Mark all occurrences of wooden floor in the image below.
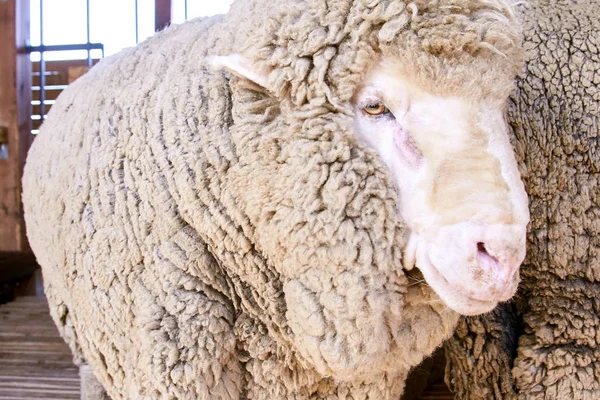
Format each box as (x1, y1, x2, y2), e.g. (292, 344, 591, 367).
(419, 381, 454, 400)
(0, 296, 80, 399)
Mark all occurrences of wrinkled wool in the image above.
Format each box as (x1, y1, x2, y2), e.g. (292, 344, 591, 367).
(444, 0, 600, 399)
(23, 0, 523, 399)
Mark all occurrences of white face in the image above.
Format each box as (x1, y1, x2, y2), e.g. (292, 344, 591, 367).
(353, 62, 530, 315)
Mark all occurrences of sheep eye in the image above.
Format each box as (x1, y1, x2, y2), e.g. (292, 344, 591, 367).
(363, 102, 390, 116)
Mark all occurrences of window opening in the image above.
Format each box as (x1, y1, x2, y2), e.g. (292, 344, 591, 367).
(27, 1, 235, 135)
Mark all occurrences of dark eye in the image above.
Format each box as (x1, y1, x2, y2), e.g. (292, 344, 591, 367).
(363, 102, 391, 117)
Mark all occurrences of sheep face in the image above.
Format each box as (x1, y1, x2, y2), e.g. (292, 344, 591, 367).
(352, 59, 530, 316)
(210, 52, 529, 318)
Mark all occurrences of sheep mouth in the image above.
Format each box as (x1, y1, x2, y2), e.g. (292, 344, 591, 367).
(415, 250, 498, 316)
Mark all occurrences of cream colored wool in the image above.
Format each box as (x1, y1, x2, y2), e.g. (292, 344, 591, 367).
(23, 0, 523, 398)
(444, 0, 600, 398)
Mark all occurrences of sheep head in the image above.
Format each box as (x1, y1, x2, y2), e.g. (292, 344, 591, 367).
(208, 0, 528, 383)
(352, 60, 529, 316)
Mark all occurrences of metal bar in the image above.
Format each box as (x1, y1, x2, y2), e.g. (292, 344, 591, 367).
(86, 0, 91, 67)
(135, 0, 139, 44)
(32, 85, 68, 91)
(184, 0, 188, 20)
(39, 0, 45, 122)
(26, 43, 105, 53)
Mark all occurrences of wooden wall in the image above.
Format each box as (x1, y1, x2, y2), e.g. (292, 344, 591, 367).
(0, 0, 32, 252)
(155, 0, 172, 31)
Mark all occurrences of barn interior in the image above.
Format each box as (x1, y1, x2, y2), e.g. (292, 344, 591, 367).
(0, 1, 452, 398)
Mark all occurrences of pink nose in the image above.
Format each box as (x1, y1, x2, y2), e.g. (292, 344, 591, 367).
(475, 239, 521, 283)
(426, 222, 527, 300)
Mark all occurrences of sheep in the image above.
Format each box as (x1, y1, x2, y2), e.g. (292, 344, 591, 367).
(444, 0, 600, 398)
(22, 0, 528, 399)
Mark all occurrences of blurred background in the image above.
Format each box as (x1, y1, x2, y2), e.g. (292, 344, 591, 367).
(0, 1, 449, 398)
(29, 0, 235, 134)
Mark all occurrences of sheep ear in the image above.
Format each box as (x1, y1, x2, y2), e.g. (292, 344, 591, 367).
(208, 54, 271, 90)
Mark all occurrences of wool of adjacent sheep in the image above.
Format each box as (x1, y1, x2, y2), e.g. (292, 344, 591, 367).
(22, 0, 523, 398)
(444, 0, 600, 398)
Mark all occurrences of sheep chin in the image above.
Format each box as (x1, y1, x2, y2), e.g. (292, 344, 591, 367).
(402, 232, 419, 271)
(415, 245, 499, 316)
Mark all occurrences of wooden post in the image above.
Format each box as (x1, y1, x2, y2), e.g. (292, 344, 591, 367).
(155, 0, 171, 32)
(0, 0, 32, 252)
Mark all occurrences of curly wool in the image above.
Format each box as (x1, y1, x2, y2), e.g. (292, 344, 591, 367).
(445, 1, 600, 398)
(23, 1, 523, 399)
(223, 0, 523, 105)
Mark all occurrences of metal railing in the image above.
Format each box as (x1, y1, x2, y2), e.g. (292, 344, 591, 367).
(25, 0, 200, 129)
(26, 0, 104, 124)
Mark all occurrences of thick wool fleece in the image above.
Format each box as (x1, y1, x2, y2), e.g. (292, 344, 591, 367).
(444, 1, 600, 399)
(23, 0, 522, 399)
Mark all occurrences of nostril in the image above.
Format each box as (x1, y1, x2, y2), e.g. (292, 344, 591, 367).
(476, 242, 500, 268)
(477, 242, 488, 255)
